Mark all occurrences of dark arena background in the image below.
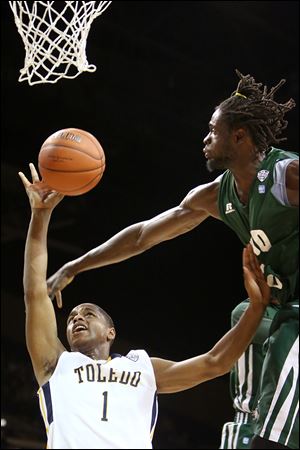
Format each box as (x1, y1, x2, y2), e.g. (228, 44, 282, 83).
(1, 1, 298, 449)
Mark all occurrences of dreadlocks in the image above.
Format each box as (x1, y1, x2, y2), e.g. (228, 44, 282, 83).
(218, 69, 296, 154)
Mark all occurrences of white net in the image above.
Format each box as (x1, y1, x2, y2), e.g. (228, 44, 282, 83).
(9, 1, 112, 85)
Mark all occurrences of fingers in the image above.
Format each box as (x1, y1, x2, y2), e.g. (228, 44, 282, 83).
(29, 162, 40, 183)
(242, 246, 248, 269)
(19, 163, 64, 206)
(242, 265, 251, 282)
(56, 291, 63, 309)
(244, 244, 262, 276)
(244, 244, 254, 271)
(48, 288, 63, 308)
(18, 163, 39, 188)
(242, 254, 253, 287)
(248, 244, 265, 279)
(243, 243, 270, 306)
(43, 191, 64, 203)
(18, 171, 31, 188)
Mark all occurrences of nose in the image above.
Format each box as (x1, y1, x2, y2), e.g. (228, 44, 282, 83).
(73, 313, 85, 323)
(203, 132, 210, 145)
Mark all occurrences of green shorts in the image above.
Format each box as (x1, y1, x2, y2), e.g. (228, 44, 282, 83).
(254, 301, 299, 449)
(220, 412, 254, 449)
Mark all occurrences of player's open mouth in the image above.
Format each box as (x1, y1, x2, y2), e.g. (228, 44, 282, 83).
(73, 324, 88, 334)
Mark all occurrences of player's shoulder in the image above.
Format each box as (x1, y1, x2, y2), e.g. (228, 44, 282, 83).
(267, 147, 299, 162)
(260, 148, 299, 187)
(125, 349, 150, 362)
(185, 173, 223, 203)
(124, 350, 155, 372)
(183, 176, 223, 218)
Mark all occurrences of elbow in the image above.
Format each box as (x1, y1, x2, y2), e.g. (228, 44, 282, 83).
(205, 352, 231, 379)
(23, 290, 36, 306)
(23, 286, 48, 307)
(23, 291, 34, 310)
(135, 222, 154, 253)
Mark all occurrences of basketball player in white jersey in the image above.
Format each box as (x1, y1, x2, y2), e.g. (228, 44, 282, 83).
(19, 163, 271, 450)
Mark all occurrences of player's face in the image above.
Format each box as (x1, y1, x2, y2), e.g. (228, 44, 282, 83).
(66, 303, 114, 352)
(203, 108, 237, 172)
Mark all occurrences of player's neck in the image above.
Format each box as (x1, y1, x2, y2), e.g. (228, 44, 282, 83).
(231, 153, 265, 205)
(80, 346, 110, 361)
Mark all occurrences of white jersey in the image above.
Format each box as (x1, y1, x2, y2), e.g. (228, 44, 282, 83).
(38, 350, 158, 449)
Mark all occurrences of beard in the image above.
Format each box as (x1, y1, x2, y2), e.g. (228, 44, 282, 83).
(206, 156, 232, 172)
(205, 143, 236, 172)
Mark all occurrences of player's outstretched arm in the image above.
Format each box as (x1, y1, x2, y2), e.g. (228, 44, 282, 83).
(47, 178, 221, 307)
(19, 164, 66, 386)
(151, 244, 270, 394)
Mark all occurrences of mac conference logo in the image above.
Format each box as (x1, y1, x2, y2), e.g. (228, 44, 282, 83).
(126, 352, 139, 362)
(257, 170, 270, 182)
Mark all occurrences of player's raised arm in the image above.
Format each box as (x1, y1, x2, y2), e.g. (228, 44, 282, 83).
(151, 244, 270, 394)
(47, 177, 221, 307)
(19, 163, 66, 387)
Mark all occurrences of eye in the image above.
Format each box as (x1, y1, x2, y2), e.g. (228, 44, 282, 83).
(86, 312, 94, 317)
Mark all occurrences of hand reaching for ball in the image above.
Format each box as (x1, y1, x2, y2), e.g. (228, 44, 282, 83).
(19, 163, 64, 210)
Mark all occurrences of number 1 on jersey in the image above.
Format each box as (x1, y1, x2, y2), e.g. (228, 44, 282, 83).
(101, 391, 108, 421)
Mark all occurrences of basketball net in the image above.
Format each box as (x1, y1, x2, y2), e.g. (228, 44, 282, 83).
(9, 1, 112, 85)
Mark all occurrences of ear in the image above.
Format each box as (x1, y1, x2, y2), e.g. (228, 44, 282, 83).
(233, 127, 248, 144)
(107, 327, 116, 342)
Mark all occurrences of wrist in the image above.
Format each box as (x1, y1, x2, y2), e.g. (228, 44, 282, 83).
(248, 302, 266, 315)
(31, 209, 53, 225)
(68, 253, 92, 275)
(31, 208, 53, 217)
(65, 260, 79, 277)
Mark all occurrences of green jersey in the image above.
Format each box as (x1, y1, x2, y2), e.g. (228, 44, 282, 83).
(218, 148, 299, 305)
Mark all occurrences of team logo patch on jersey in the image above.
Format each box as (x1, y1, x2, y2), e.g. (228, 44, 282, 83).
(257, 169, 269, 182)
(126, 352, 139, 362)
(225, 202, 235, 214)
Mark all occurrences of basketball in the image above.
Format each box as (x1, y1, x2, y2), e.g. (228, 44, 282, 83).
(38, 128, 105, 196)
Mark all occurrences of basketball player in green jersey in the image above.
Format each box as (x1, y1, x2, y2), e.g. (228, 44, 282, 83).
(220, 301, 279, 449)
(47, 70, 299, 449)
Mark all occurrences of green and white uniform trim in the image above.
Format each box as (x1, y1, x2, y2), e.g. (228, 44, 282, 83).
(219, 301, 278, 449)
(254, 302, 299, 448)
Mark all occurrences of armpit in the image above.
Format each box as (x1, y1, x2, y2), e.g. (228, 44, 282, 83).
(272, 159, 298, 206)
(43, 356, 59, 376)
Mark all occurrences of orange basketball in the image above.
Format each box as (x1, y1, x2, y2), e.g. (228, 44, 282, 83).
(38, 128, 105, 196)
